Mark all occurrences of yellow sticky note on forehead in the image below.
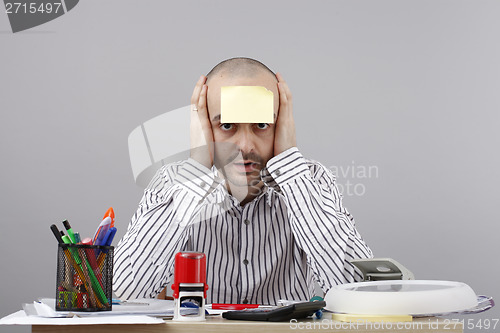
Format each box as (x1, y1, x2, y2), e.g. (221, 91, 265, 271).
(221, 86, 274, 123)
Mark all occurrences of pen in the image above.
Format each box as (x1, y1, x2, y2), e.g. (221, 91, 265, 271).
(61, 234, 80, 263)
(211, 304, 272, 310)
(74, 232, 81, 244)
(51, 220, 111, 309)
(97, 227, 117, 256)
(52, 225, 73, 289)
(103, 207, 115, 228)
(62, 220, 76, 244)
(77, 246, 108, 307)
(61, 234, 107, 307)
(93, 207, 115, 246)
(54, 231, 96, 308)
(111, 299, 149, 306)
(82, 238, 105, 289)
(93, 217, 111, 246)
(96, 227, 116, 265)
(101, 227, 117, 247)
(50, 224, 64, 244)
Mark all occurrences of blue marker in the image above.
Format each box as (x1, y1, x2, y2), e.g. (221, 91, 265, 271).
(97, 227, 117, 255)
(102, 227, 117, 247)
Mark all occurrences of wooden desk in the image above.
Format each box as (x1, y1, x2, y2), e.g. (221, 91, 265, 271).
(32, 315, 463, 333)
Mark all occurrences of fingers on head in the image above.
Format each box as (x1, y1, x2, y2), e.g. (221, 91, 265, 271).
(198, 84, 208, 110)
(280, 83, 292, 102)
(191, 75, 207, 105)
(278, 82, 288, 105)
(276, 73, 292, 101)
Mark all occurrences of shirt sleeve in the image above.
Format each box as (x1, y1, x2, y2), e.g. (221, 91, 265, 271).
(113, 158, 222, 299)
(262, 147, 374, 292)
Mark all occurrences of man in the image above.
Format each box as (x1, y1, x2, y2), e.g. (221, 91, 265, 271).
(114, 57, 373, 304)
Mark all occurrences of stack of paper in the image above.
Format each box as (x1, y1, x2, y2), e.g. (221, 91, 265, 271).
(0, 298, 198, 326)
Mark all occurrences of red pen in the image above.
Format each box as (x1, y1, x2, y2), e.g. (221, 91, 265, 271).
(211, 303, 260, 310)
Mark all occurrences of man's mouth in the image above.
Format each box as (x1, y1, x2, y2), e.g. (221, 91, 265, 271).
(232, 161, 259, 173)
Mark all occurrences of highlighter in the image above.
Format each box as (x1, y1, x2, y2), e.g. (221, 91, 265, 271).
(61, 234, 81, 265)
(62, 235, 108, 306)
(103, 207, 115, 228)
(50, 224, 64, 244)
(82, 238, 105, 289)
(62, 220, 76, 244)
(59, 232, 100, 308)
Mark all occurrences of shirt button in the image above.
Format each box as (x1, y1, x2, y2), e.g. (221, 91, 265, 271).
(274, 169, 281, 176)
(244, 219, 250, 225)
(242, 299, 248, 304)
(199, 181, 207, 188)
(243, 259, 249, 265)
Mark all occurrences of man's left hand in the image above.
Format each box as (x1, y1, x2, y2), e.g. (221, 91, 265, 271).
(274, 72, 297, 156)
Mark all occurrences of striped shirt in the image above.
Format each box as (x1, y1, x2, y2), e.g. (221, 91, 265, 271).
(113, 147, 373, 304)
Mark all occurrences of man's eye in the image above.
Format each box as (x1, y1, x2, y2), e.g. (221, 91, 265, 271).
(256, 123, 269, 129)
(220, 123, 234, 131)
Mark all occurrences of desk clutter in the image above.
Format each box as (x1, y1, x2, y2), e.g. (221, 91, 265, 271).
(0, 236, 495, 328)
(50, 207, 117, 312)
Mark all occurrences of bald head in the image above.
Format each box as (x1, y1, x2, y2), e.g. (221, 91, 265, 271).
(205, 58, 280, 125)
(206, 57, 277, 83)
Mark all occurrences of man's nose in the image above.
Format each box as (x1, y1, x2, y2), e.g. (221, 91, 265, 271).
(234, 126, 256, 153)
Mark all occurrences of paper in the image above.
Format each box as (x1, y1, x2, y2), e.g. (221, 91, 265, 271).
(221, 86, 274, 123)
(0, 298, 202, 325)
(37, 297, 179, 317)
(0, 310, 164, 325)
(331, 313, 413, 322)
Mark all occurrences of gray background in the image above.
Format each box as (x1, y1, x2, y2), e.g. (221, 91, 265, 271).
(1, 1, 499, 332)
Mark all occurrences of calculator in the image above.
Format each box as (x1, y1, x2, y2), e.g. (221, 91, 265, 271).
(222, 301, 325, 322)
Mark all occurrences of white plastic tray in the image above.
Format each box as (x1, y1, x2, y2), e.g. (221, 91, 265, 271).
(325, 280, 479, 315)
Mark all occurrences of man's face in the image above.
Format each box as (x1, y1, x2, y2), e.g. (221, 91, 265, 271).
(207, 72, 279, 190)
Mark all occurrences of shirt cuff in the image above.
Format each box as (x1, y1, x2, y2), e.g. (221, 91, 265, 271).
(263, 147, 310, 186)
(173, 158, 223, 199)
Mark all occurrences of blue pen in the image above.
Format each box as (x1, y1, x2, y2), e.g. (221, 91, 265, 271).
(97, 227, 116, 255)
(102, 227, 117, 247)
(107, 228, 116, 245)
(93, 217, 111, 246)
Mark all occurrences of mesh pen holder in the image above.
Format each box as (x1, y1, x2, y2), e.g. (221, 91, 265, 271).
(56, 243, 114, 311)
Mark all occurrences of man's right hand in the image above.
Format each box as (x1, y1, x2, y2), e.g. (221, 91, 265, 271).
(190, 75, 214, 169)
